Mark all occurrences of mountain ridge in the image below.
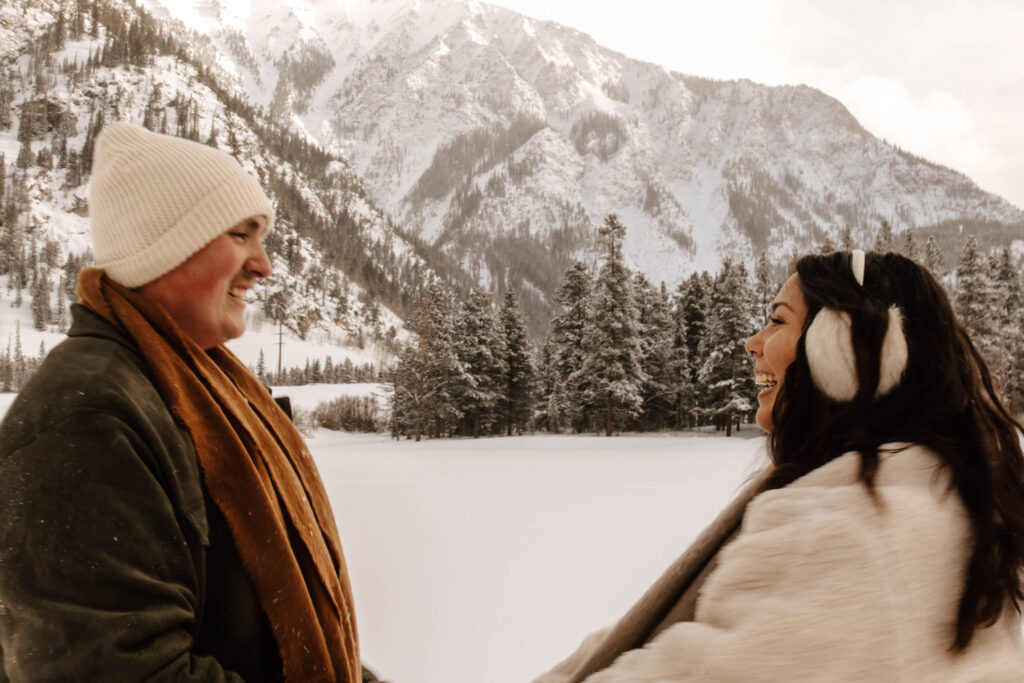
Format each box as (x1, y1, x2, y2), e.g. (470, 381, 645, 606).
(147, 0, 1021, 308)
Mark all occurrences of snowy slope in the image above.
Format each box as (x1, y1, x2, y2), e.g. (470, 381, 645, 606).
(0, 0, 433, 374)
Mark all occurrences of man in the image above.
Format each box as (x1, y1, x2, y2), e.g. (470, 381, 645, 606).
(0, 123, 364, 681)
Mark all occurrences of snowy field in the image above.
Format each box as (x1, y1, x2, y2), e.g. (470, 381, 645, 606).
(310, 431, 766, 683)
(268, 382, 389, 411)
(0, 391, 767, 683)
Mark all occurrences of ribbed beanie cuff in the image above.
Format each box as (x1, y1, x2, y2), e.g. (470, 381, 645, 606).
(89, 123, 275, 288)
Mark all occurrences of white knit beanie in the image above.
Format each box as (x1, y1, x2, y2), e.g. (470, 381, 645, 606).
(89, 122, 275, 287)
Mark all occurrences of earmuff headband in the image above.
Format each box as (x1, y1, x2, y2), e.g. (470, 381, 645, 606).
(851, 249, 865, 286)
(804, 250, 908, 402)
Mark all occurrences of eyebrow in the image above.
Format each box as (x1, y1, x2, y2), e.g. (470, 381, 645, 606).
(770, 302, 796, 314)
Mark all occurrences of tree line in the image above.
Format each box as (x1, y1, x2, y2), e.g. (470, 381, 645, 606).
(389, 214, 765, 439)
(389, 214, 1024, 440)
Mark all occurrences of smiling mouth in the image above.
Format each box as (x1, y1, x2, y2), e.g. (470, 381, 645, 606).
(755, 372, 778, 388)
(228, 286, 249, 303)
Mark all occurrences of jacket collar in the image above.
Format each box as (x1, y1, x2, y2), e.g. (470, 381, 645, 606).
(68, 303, 139, 354)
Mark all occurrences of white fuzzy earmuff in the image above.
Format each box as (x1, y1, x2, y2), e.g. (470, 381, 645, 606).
(805, 306, 908, 401)
(803, 250, 909, 402)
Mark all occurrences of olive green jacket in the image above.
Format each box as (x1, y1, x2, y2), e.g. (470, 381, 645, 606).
(0, 305, 280, 681)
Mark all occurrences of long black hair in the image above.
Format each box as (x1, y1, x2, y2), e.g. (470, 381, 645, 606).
(767, 250, 1024, 650)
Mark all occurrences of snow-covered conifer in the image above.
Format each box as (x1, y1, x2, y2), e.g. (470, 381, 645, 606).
(696, 260, 756, 435)
(675, 271, 712, 421)
(753, 252, 774, 327)
(499, 287, 536, 436)
(924, 235, 944, 277)
(634, 275, 679, 430)
(874, 220, 895, 252)
(572, 214, 645, 436)
(955, 235, 994, 364)
(839, 225, 854, 251)
(987, 248, 1019, 392)
(31, 276, 51, 331)
(898, 230, 919, 260)
(547, 261, 591, 432)
(455, 289, 507, 437)
(391, 281, 468, 439)
(256, 348, 267, 383)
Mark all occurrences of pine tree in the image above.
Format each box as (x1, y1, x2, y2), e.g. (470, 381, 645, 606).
(634, 276, 680, 430)
(987, 248, 1019, 393)
(898, 229, 919, 260)
(56, 275, 67, 331)
(753, 252, 773, 327)
(13, 321, 24, 390)
(839, 224, 854, 251)
(256, 348, 267, 383)
(697, 260, 756, 436)
(0, 343, 10, 393)
(0, 71, 12, 130)
(924, 235, 944, 277)
(391, 282, 468, 439)
(675, 271, 712, 421)
(1004, 316, 1024, 416)
(873, 220, 895, 253)
(954, 235, 994, 366)
(546, 261, 591, 432)
(390, 342, 429, 440)
(454, 289, 507, 437)
(499, 287, 535, 436)
(573, 214, 645, 436)
(669, 291, 692, 429)
(536, 335, 566, 432)
(31, 275, 51, 331)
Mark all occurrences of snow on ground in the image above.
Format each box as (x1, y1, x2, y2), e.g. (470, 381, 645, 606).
(267, 382, 388, 411)
(309, 430, 767, 683)
(0, 383, 384, 421)
(225, 312, 391, 371)
(0, 289, 68, 362)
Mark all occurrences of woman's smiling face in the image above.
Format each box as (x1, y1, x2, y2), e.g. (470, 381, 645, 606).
(745, 274, 808, 433)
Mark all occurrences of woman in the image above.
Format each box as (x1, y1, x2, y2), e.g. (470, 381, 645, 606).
(534, 250, 1024, 682)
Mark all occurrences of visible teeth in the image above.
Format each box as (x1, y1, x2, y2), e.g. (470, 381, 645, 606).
(755, 373, 777, 387)
(229, 287, 246, 299)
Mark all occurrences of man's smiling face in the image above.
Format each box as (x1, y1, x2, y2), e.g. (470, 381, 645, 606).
(139, 216, 271, 350)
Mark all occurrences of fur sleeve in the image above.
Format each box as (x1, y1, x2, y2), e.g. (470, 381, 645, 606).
(583, 484, 902, 682)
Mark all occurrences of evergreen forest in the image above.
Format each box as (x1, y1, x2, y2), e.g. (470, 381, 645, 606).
(388, 215, 1024, 439)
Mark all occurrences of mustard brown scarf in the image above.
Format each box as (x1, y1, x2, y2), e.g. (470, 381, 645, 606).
(78, 268, 360, 682)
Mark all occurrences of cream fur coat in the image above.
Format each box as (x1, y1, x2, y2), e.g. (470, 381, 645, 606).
(535, 445, 1024, 682)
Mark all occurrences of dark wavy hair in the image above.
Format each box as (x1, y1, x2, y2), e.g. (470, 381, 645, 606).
(766, 250, 1024, 651)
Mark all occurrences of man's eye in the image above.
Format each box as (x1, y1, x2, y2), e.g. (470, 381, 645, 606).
(229, 232, 248, 240)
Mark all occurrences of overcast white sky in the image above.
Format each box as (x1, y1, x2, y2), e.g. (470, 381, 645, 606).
(491, 0, 1024, 212)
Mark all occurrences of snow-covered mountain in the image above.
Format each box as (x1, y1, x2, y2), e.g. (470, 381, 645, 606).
(139, 0, 1024, 313)
(4, 0, 1022, 353)
(0, 0, 478, 377)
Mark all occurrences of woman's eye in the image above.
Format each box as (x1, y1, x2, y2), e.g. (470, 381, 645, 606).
(769, 316, 784, 326)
